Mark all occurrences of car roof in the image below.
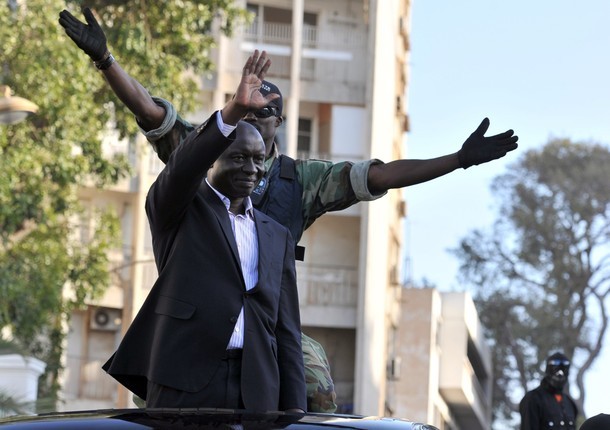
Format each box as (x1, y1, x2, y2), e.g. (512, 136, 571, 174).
(0, 408, 439, 429)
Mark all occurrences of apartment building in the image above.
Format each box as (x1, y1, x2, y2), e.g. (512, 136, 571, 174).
(56, 0, 474, 419)
(388, 288, 493, 430)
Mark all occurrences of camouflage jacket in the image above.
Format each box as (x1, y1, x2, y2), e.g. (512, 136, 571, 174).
(301, 333, 337, 413)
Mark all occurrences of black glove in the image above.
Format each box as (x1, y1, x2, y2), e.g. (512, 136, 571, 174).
(59, 8, 108, 62)
(457, 118, 519, 169)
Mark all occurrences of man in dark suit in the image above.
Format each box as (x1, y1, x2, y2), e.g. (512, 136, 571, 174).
(103, 51, 306, 412)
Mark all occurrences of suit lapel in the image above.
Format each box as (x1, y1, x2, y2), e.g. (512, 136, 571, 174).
(255, 212, 274, 288)
(201, 182, 242, 269)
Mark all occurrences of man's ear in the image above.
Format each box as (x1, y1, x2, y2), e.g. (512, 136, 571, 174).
(275, 116, 284, 127)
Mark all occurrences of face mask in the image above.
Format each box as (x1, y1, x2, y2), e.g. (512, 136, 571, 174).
(548, 368, 568, 390)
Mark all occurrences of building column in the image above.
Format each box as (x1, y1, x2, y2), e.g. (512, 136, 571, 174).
(286, 0, 304, 158)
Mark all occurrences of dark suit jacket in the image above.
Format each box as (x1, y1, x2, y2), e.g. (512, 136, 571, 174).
(103, 113, 306, 411)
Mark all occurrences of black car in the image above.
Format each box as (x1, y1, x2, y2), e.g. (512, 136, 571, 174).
(0, 408, 439, 429)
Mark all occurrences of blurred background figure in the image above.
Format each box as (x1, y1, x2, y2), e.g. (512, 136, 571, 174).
(519, 353, 579, 430)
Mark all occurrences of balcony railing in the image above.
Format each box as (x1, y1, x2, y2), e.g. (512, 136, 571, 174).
(297, 264, 358, 307)
(238, 22, 368, 86)
(295, 150, 364, 162)
(243, 22, 367, 51)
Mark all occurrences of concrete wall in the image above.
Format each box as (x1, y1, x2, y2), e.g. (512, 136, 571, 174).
(0, 354, 45, 411)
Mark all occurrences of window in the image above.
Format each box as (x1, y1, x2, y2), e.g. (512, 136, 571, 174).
(247, 3, 317, 26)
(274, 117, 314, 156)
(298, 118, 313, 152)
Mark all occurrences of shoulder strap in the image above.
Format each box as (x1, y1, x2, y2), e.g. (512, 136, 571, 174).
(278, 156, 305, 260)
(279, 155, 296, 180)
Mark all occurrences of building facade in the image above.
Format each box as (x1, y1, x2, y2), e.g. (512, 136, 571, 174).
(389, 288, 493, 430)
(55, 1, 488, 425)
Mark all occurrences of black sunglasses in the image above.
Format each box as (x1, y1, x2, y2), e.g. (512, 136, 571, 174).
(548, 359, 570, 366)
(251, 106, 279, 118)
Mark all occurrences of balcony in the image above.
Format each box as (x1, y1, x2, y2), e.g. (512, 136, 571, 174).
(439, 293, 493, 430)
(227, 21, 368, 103)
(99, 127, 138, 193)
(438, 356, 491, 430)
(295, 150, 363, 163)
(243, 21, 367, 51)
(297, 264, 358, 328)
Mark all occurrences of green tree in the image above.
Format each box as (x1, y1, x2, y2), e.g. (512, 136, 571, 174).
(453, 138, 610, 425)
(1, 0, 248, 410)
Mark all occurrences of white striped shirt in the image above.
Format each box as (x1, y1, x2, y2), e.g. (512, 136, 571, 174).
(206, 179, 258, 350)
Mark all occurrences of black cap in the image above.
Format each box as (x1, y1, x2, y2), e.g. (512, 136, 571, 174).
(260, 80, 283, 116)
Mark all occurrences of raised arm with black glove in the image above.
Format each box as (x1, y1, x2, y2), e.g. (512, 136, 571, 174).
(58, 8, 166, 130)
(366, 118, 519, 194)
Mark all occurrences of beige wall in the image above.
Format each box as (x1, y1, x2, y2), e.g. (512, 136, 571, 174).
(390, 288, 493, 430)
(393, 288, 440, 423)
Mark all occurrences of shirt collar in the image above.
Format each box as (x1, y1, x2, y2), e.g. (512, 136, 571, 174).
(205, 178, 254, 216)
(264, 141, 280, 171)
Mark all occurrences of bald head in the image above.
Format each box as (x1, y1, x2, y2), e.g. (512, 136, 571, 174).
(236, 121, 265, 151)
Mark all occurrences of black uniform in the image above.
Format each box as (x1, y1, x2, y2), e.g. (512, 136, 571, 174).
(520, 352, 578, 430)
(519, 380, 577, 430)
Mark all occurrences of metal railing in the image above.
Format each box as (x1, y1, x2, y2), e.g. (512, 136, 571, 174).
(295, 150, 364, 162)
(297, 264, 358, 307)
(243, 22, 367, 51)
(238, 22, 368, 86)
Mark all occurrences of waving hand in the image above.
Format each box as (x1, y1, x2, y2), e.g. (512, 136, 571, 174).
(59, 8, 108, 61)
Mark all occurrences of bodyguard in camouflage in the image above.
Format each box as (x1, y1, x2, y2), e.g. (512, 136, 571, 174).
(60, 7, 519, 413)
(301, 334, 337, 413)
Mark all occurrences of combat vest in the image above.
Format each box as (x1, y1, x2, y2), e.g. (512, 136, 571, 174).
(251, 157, 336, 412)
(250, 155, 305, 260)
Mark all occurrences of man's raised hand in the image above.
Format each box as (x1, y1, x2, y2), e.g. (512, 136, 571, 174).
(221, 50, 279, 125)
(234, 50, 279, 111)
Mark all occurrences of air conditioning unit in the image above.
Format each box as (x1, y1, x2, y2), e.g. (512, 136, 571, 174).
(90, 307, 122, 331)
